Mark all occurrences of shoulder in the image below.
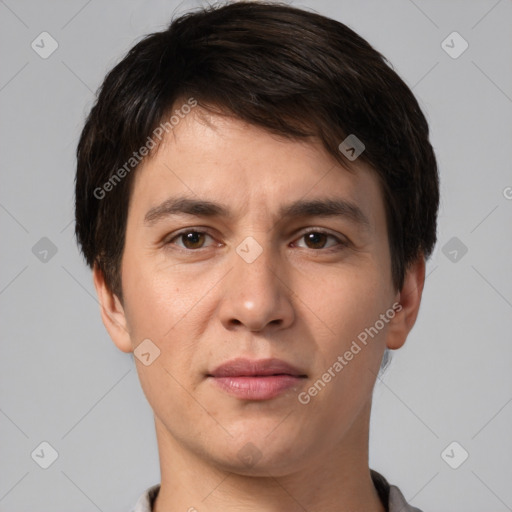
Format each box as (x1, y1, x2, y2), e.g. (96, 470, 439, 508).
(131, 483, 161, 512)
(133, 475, 424, 512)
(371, 469, 424, 512)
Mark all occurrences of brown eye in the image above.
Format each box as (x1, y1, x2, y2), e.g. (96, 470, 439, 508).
(303, 232, 329, 249)
(169, 231, 214, 250)
(182, 232, 205, 249)
(295, 230, 342, 250)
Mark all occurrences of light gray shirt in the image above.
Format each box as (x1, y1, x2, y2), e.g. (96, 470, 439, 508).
(131, 469, 423, 512)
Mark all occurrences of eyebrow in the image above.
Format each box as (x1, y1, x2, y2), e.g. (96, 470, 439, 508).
(143, 196, 370, 229)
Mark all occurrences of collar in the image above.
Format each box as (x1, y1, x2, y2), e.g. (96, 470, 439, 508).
(132, 469, 423, 512)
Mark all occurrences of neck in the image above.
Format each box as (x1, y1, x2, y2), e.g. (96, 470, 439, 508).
(153, 399, 385, 512)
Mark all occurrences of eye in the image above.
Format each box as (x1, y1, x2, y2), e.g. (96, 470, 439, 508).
(167, 230, 216, 250)
(164, 229, 348, 252)
(293, 230, 346, 250)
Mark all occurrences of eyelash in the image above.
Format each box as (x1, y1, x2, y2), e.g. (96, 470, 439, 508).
(164, 228, 349, 252)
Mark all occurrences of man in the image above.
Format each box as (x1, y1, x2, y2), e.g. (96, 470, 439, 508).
(75, 2, 439, 511)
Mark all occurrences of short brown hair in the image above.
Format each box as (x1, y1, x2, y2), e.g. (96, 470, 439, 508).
(75, 1, 439, 301)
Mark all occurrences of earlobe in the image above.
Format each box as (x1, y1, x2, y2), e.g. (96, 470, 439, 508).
(92, 263, 133, 353)
(386, 256, 426, 350)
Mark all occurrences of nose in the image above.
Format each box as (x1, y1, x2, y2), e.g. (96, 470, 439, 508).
(218, 238, 295, 333)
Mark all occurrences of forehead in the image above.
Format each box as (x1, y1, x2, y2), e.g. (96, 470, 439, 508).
(128, 108, 384, 227)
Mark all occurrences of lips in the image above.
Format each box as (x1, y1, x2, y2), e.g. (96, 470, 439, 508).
(207, 358, 307, 400)
(209, 358, 306, 378)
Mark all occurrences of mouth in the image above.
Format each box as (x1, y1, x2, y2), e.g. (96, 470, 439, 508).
(207, 358, 307, 400)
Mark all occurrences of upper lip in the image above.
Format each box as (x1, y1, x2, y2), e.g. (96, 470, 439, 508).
(208, 358, 307, 378)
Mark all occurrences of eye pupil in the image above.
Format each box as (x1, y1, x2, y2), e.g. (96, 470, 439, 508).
(183, 231, 204, 249)
(305, 232, 327, 249)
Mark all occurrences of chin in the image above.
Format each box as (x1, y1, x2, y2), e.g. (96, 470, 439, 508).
(209, 433, 307, 477)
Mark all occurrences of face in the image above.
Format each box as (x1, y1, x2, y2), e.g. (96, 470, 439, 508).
(95, 105, 421, 477)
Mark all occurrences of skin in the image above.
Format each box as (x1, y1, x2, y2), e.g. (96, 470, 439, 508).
(93, 104, 425, 512)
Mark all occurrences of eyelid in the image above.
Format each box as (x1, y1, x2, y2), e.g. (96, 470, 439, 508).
(165, 228, 218, 249)
(291, 228, 349, 248)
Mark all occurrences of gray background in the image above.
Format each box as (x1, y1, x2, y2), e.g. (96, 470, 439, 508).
(1, 0, 511, 510)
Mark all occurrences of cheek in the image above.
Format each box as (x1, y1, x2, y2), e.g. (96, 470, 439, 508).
(122, 259, 202, 412)
(120, 248, 179, 340)
(306, 263, 394, 385)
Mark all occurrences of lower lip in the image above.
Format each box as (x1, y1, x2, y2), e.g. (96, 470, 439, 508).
(210, 375, 304, 400)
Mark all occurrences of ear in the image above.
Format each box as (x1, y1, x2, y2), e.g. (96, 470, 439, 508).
(92, 262, 133, 353)
(385, 255, 426, 350)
